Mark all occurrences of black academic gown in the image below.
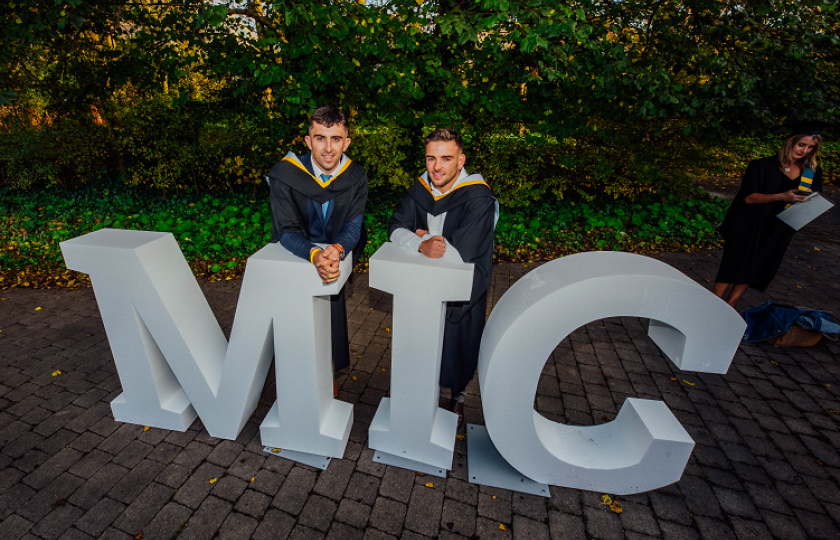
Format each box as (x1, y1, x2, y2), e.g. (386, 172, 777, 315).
(267, 152, 369, 371)
(716, 156, 823, 292)
(388, 176, 497, 395)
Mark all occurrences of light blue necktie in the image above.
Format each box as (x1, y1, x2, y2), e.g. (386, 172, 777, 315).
(320, 174, 332, 220)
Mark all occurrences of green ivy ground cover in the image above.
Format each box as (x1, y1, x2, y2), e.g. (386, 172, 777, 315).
(0, 185, 728, 289)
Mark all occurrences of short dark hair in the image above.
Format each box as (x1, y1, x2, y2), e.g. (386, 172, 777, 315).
(423, 128, 464, 152)
(309, 106, 348, 132)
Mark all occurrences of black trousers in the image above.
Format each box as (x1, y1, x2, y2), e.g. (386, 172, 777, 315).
(330, 286, 351, 372)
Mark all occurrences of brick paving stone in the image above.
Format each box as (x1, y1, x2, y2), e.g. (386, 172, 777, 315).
(30, 504, 84, 540)
(206, 440, 244, 468)
(227, 450, 266, 481)
(107, 458, 165, 505)
(345, 472, 381, 506)
(97, 526, 132, 539)
(368, 496, 406, 535)
(250, 468, 285, 497)
(659, 520, 701, 540)
(549, 486, 582, 515)
(440, 497, 476, 537)
(74, 498, 125, 537)
(403, 483, 445, 536)
(335, 499, 371, 529)
(212, 475, 248, 502)
(252, 508, 296, 540)
(313, 458, 355, 501)
(289, 524, 328, 539)
(178, 495, 231, 540)
(759, 510, 808, 540)
(298, 494, 339, 533)
(730, 517, 774, 540)
(583, 505, 623, 540)
(378, 466, 416, 504)
(216, 511, 259, 540)
(0, 514, 34, 539)
(694, 516, 736, 540)
(272, 467, 318, 516)
(511, 492, 547, 521)
(0, 481, 36, 520)
(155, 462, 191, 489)
(620, 500, 661, 536)
(16, 472, 84, 523)
(794, 508, 840, 540)
(111, 482, 174, 535)
(678, 475, 722, 518)
(172, 462, 225, 509)
(22, 447, 83, 490)
(140, 502, 192, 540)
(55, 527, 93, 540)
(326, 521, 364, 540)
(548, 511, 585, 540)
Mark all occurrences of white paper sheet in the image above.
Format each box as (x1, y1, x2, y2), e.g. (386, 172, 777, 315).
(776, 193, 834, 231)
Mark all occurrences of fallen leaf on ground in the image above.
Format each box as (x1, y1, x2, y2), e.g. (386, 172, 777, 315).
(135, 532, 144, 540)
(209, 478, 217, 484)
(425, 482, 434, 488)
(499, 524, 507, 531)
(51, 370, 62, 376)
(456, 434, 466, 440)
(251, 477, 256, 483)
(682, 380, 695, 386)
(271, 448, 281, 453)
(385, 328, 390, 332)
(771, 360, 779, 365)
(143, 426, 150, 432)
(669, 377, 677, 381)
(35, 307, 41, 311)
(351, 376, 358, 380)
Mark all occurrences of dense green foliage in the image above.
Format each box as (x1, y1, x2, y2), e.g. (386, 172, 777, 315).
(0, 184, 728, 287)
(2, 0, 838, 194)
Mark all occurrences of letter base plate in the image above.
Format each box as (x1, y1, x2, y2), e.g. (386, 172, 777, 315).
(372, 450, 447, 478)
(466, 424, 550, 496)
(263, 447, 331, 470)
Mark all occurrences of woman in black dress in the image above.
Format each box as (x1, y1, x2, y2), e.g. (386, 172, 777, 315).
(713, 124, 825, 307)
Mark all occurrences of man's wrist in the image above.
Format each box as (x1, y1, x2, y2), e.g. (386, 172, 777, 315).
(309, 247, 322, 265)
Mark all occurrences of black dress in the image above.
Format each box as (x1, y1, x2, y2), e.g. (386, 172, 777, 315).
(715, 156, 823, 292)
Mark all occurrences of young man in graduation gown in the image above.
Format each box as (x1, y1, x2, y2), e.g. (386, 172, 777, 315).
(266, 106, 368, 386)
(388, 129, 498, 427)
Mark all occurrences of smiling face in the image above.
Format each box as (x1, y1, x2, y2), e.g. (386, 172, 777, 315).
(305, 122, 351, 175)
(425, 140, 466, 193)
(792, 136, 817, 162)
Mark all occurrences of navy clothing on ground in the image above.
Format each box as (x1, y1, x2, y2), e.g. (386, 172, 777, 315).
(742, 301, 839, 342)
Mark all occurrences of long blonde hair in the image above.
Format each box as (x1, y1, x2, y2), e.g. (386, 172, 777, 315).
(778, 134, 821, 171)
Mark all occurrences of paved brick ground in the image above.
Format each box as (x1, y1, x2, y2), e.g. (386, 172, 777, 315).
(1, 213, 840, 539)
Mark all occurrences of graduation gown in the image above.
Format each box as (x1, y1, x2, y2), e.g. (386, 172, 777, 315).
(388, 176, 498, 395)
(267, 152, 369, 371)
(716, 156, 823, 292)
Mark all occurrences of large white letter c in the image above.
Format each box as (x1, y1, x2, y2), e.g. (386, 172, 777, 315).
(478, 252, 745, 495)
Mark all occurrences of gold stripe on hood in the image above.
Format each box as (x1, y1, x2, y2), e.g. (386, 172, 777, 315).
(283, 156, 352, 188)
(418, 177, 490, 201)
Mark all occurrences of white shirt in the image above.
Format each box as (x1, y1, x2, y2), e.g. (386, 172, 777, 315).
(311, 154, 349, 218)
(390, 168, 499, 257)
